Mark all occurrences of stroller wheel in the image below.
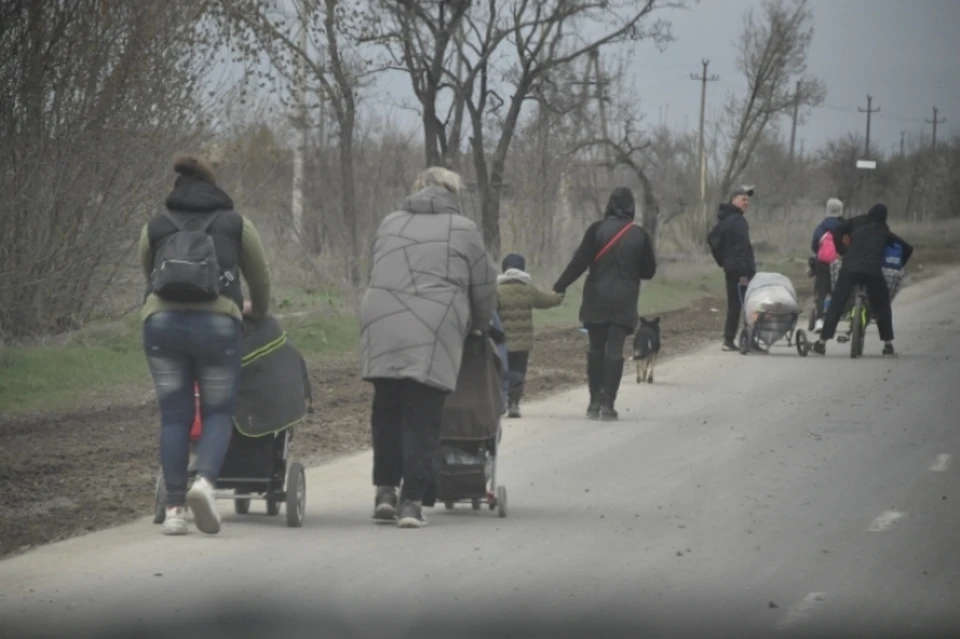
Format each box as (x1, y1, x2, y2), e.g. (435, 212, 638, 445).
(795, 330, 809, 357)
(496, 486, 508, 518)
(234, 489, 251, 515)
(152, 475, 166, 524)
(266, 497, 280, 516)
(738, 328, 751, 355)
(285, 462, 306, 528)
(471, 498, 481, 511)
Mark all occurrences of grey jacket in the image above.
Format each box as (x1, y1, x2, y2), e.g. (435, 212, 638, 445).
(360, 186, 498, 392)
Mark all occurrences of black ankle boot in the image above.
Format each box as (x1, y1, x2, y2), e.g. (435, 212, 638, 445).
(586, 352, 605, 419)
(599, 357, 624, 421)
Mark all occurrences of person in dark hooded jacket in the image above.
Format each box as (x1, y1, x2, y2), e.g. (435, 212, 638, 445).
(706, 186, 759, 351)
(553, 187, 657, 421)
(812, 203, 913, 357)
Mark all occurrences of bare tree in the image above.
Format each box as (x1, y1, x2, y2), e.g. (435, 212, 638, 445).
(716, 0, 825, 203)
(212, 0, 379, 285)
(0, 0, 218, 338)
(370, 0, 471, 168)
(375, 0, 677, 258)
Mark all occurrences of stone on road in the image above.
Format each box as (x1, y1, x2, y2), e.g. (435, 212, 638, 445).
(3, 270, 960, 639)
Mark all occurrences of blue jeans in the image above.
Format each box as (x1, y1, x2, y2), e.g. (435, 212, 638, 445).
(143, 311, 243, 506)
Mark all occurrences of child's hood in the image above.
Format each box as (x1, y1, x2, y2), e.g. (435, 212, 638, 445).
(497, 268, 531, 285)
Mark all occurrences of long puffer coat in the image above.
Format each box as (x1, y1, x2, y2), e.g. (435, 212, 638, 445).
(359, 186, 498, 392)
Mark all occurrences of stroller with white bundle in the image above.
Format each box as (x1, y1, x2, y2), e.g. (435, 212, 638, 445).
(737, 272, 810, 357)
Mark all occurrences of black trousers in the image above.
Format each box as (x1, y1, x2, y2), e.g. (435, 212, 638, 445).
(814, 262, 833, 318)
(370, 378, 448, 502)
(820, 270, 894, 342)
(586, 323, 628, 358)
(724, 272, 747, 342)
(506, 350, 529, 399)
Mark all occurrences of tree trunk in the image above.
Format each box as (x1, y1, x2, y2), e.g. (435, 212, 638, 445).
(480, 184, 503, 262)
(422, 98, 443, 167)
(339, 115, 361, 287)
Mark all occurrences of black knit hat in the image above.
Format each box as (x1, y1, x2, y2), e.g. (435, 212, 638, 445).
(501, 253, 526, 272)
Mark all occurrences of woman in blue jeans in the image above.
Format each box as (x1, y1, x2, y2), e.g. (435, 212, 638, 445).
(139, 155, 271, 535)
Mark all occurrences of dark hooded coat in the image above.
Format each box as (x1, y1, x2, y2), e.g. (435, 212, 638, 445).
(553, 187, 657, 332)
(708, 203, 756, 278)
(837, 204, 914, 275)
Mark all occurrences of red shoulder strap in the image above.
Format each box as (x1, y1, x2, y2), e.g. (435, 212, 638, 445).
(593, 222, 635, 264)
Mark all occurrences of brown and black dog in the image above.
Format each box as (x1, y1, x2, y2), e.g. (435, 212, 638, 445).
(632, 316, 661, 384)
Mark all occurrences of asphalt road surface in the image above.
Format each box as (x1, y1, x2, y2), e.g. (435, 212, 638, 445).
(3, 269, 959, 639)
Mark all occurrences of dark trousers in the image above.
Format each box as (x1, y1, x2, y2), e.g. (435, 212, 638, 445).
(820, 270, 894, 342)
(814, 262, 833, 317)
(506, 350, 529, 401)
(724, 272, 747, 342)
(586, 323, 628, 358)
(370, 378, 448, 502)
(143, 311, 243, 506)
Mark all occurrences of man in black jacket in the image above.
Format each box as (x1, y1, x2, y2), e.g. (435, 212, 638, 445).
(812, 203, 913, 357)
(707, 186, 759, 352)
(553, 187, 657, 421)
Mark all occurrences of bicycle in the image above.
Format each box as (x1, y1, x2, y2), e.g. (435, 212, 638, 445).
(839, 284, 871, 359)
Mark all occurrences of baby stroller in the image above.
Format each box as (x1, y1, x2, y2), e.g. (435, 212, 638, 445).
(828, 258, 904, 358)
(430, 330, 508, 518)
(152, 315, 313, 528)
(738, 272, 810, 357)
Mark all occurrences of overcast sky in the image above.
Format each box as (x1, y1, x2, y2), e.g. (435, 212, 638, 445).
(354, 0, 959, 156)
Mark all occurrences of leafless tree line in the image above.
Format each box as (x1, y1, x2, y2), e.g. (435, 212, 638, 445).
(2, 0, 956, 341)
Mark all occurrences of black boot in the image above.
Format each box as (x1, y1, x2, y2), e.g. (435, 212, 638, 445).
(586, 352, 605, 419)
(599, 357, 625, 421)
(507, 388, 522, 418)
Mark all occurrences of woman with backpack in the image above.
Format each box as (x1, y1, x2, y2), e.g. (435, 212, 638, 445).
(139, 155, 271, 536)
(552, 187, 657, 421)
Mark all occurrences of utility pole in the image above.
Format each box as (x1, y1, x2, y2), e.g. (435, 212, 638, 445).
(925, 106, 945, 151)
(857, 94, 880, 158)
(591, 50, 614, 187)
(691, 59, 719, 229)
(899, 131, 905, 158)
(788, 80, 801, 162)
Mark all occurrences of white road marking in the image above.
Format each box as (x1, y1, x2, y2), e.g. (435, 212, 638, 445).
(775, 592, 828, 630)
(929, 454, 951, 472)
(867, 510, 906, 532)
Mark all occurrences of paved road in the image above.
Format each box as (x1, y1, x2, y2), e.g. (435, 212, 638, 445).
(3, 269, 959, 639)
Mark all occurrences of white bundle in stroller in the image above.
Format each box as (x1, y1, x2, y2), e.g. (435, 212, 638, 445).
(744, 272, 800, 327)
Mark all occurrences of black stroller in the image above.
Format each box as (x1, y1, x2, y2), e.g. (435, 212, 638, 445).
(152, 315, 313, 528)
(429, 332, 508, 518)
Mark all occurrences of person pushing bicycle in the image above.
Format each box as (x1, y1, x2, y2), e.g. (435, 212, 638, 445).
(811, 203, 913, 357)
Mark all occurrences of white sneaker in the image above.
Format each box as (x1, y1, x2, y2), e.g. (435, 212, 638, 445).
(814, 319, 824, 333)
(162, 506, 188, 536)
(186, 477, 221, 534)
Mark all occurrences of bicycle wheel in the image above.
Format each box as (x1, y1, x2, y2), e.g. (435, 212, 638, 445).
(850, 294, 863, 359)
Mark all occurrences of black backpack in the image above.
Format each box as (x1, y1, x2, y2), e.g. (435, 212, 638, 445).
(706, 220, 725, 267)
(151, 211, 235, 302)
